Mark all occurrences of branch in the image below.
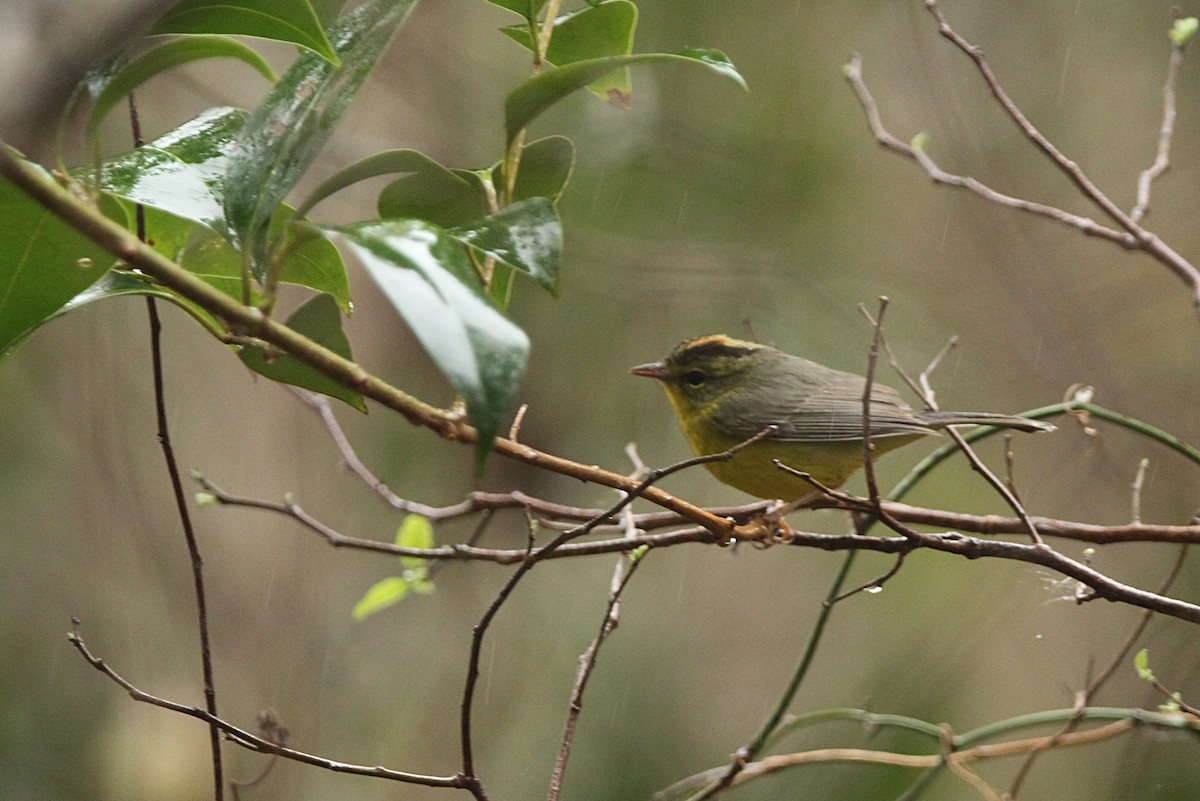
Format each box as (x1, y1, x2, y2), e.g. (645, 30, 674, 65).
(67, 621, 473, 791)
(845, 1, 1200, 309)
(1131, 26, 1188, 223)
(0, 144, 738, 543)
(548, 547, 645, 800)
(658, 705, 1199, 801)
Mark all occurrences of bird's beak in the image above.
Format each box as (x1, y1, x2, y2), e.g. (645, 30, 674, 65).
(631, 361, 666, 380)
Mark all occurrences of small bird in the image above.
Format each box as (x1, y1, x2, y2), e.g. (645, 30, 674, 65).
(633, 334, 1054, 501)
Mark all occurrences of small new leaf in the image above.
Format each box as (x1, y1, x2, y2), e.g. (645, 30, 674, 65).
(352, 576, 411, 621)
(1134, 648, 1155, 682)
(396, 514, 434, 570)
(1169, 17, 1198, 47)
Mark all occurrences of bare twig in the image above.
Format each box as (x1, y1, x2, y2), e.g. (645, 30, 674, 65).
(1131, 29, 1187, 223)
(846, 1, 1200, 309)
(860, 297, 890, 506)
(67, 621, 473, 790)
(1005, 538, 1191, 798)
(844, 54, 1129, 244)
(129, 91, 224, 801)
(1131, 458, 1151, 525)
(548, 549, 645, 800)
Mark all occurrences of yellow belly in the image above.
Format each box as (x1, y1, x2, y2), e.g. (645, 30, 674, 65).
(680, 420, 924, 501)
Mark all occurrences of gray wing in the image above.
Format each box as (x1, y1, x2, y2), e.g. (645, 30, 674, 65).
(712, 353, 934, 442)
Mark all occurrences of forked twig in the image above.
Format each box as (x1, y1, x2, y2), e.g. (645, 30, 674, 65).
(846, 0, 1200, 308)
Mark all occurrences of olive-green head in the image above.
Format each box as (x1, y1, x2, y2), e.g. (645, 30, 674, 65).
(631, 335, 770, 414)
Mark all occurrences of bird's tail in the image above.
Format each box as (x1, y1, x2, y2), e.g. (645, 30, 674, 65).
(918, 411, 1056, 433)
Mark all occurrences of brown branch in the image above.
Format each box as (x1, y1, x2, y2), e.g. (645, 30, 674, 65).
(731, 719, 1138, 787)
(1131, 31, 1187, 223)
(548, 548, 644, 801)
(130, 90, 224, 800)
(845, 2, 1200, 309)
(0, 144, 740, 543)
(1006, 541, 1191, 798)
(844, 54, 1129, 244)
(67, 621, 474, 791)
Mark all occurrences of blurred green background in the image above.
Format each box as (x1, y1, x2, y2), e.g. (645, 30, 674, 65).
(3, 1, 1200, 799)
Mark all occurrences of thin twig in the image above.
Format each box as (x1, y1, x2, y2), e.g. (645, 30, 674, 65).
(67, 621, 471, 789)
(1004, 540, 1191, 797)
(844, 54, 1129, 245)
(548, 549, 645, 800)
(1131, 31, 1187, 223)
(129, 90, 224, 801)
(457, 426, 780, 797)
(1131, 458, 1151, 525)
(859, 296, 889, 506)
(846, 5, 1200, 310)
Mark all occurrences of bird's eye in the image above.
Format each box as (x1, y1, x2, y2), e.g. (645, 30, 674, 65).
(683, 369, 706, 386)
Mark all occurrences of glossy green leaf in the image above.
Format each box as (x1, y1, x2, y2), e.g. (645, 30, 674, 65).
(494, 135, 575, 203)
(329, 219, 529, 468)
(271, 219, 352, 312)
(59, 270, 226, 340)
(172, 212, 350, 311)
(502, 1, 637, 99)
(85, 37, 274, 148)
(224, 0, 417, 283)
(90, 108, 351, 308)
(151, 0, 337, 63)
(377, 168, 487, 229)
(352, 576, 410, 621)
(298, 148, 478, 220)
(91, 106, 248, 237)
(505, 48, 747, 143)
(449, 198, 561, 296)
(487, 0, 548, 23)
(0, 167, 117, 355)
(396, 514, 433, 570)
(239, 292, 366, 411)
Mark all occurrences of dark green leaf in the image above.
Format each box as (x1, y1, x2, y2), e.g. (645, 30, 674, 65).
(239, 292, 366, 411)
(495, 135, 575, 203)
(329, 220, 529, 468)
(377, 168, 487, 229)
(59, 269, 227, 340)
(487, 0, 548, 23)
(299, 148, 479, 221)
(0, 167, 117, 355)
(502, 1, 637, 99)
(271, 219, 352, 312)
(224, 0, 417, 283)
(505, 48, 746, 143)
(85, 37, 274, 148)
(449, 198, 561, 296)
(152, 0, 337, 63)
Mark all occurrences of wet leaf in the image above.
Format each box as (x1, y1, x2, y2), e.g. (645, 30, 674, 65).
(224, 0, 417, 282)
(329, 219, 529, 468)
(85, 38, 274, 148)
(238, 292, 365, 410)
(449, 197, 561, 296)
(505, 48, 746, 143)
(151, 0, 337, 63)
(0, 167, 117, 355)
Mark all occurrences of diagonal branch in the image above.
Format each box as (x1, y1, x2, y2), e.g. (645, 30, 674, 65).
(845, 1, 1200, 308)
(67, 621, 473, 790)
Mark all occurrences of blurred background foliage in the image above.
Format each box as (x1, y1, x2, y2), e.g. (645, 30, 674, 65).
(3, 1, 1200, 799)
